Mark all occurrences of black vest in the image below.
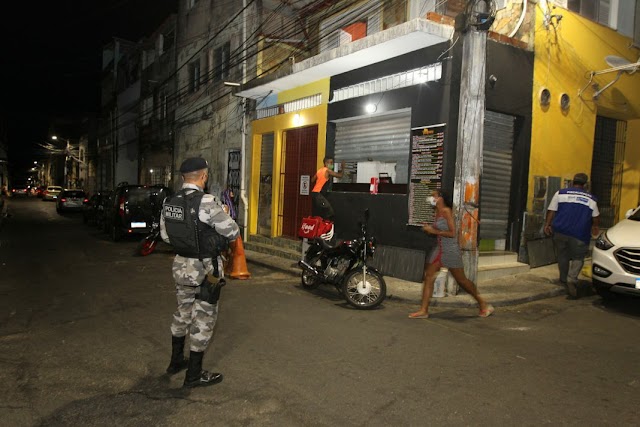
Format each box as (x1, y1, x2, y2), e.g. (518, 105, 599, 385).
(163, 188, 225, 258)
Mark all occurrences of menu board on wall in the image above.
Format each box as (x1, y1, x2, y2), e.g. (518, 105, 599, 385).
(408, 124, 445, 226)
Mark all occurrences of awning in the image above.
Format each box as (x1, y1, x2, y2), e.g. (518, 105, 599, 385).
(236, 18, 454, 100)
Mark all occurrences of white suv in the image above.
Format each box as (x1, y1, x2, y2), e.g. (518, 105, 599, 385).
(592, 205, 640, 298)
(43, 186, 63, 201)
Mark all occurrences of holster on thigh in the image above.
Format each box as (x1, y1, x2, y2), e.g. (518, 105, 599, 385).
(195, 275, 226, 305)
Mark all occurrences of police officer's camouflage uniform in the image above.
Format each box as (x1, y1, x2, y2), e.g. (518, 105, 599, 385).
(160, 183, 239, 352)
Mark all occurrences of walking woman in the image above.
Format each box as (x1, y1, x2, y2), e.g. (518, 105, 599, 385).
(409, 189, 494, 319)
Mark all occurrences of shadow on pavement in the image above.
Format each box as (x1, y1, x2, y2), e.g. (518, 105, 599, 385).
(36, 373, 206, 426)
(592, 295, 640, 318)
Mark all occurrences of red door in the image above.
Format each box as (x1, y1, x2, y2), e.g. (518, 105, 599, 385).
(280, 125, 318, 238)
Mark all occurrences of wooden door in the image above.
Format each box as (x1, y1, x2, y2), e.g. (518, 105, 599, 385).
(280, 125, 318, 238)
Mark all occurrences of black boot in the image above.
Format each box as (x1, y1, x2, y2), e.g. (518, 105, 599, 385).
(183, 351, 223, 388)
(166, 335, 189, 375)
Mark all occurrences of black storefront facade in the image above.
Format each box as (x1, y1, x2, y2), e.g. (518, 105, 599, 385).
(323, 39, 533, 282)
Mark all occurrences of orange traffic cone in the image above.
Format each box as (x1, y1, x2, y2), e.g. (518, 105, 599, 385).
(228, 236, 251, 280)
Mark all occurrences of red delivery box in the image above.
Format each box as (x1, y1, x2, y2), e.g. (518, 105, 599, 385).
(298, 216, 333, 239)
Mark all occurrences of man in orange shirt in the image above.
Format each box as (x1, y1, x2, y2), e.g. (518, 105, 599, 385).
(310, 156, 344, 220)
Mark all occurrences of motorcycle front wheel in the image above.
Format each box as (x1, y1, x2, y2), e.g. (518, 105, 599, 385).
(137, 237, 158, 256)
(301, 255, 322, 290)
(342, 267, 386, 310)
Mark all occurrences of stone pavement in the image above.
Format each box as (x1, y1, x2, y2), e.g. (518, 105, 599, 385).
(244, 249, 585, 307)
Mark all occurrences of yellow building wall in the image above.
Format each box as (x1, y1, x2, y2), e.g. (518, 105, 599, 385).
(531, 4, 640, 221)
(249, 79, 330, 236)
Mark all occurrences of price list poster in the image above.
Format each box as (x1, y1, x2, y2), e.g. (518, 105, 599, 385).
(408, 124, 445, 226)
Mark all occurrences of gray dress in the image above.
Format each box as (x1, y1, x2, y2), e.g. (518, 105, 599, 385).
(427, 216, 464, 268)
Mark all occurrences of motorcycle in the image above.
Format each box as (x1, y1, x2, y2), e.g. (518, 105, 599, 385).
(137, 219, 161, 256)
(298, 209, 387, 309)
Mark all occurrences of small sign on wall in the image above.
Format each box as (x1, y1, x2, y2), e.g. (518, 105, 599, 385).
(300, 175, 310, 195)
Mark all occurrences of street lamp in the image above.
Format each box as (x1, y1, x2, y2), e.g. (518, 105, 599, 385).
(51, 135, 71, 187)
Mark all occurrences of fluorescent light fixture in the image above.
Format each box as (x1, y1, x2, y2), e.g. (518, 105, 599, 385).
(224, 82, 241, 87)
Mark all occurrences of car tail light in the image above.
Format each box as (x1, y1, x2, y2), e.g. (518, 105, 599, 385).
(83, 198, 89, 203)
(60, 198, 67, 202)
(12, 189, 15, 193)
(118, 196, 126, 217)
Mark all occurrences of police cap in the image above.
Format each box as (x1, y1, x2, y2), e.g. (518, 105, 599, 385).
(180, 157, 209, 174)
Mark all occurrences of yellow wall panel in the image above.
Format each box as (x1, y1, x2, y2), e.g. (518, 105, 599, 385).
(530, 5, 640, 214)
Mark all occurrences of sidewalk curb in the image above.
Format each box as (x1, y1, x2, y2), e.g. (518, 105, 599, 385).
(386, 287, 567, 308)
(247, 255, 300, 278)
(246, 253, 568, 308)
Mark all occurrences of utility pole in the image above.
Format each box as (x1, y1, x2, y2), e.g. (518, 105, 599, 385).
(452, 1, 492, 285)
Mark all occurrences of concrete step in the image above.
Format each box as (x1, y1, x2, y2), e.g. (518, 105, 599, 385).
(479, 251, 518, 267)
(478, 262, 530, 283)
(247, 234, 302, 252)
(244, 240, 301, 262)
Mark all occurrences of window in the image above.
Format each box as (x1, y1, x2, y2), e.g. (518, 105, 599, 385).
(213, 42, 231, 82)
(320, 0, 383, 52)
(188, 59, 201, 93)
(568, 0, 619, 29)
(163, 30, 175, 53)
(155, 89, 168, 120)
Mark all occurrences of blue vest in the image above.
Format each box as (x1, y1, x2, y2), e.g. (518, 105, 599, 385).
(552, 188, 598, 244)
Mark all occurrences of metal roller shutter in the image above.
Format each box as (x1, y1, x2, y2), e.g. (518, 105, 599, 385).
(260, 133, 274, 176)
(334, 111, 411, 183)
(480, 110, 515, 240)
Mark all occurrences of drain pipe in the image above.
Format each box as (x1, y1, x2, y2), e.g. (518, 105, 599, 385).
(239, 0, 249, 241)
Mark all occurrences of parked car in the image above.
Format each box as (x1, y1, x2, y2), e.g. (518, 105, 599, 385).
(592, 205, 640, 299)
(82, 191, 107, 225)
(36, 186, 47, 198)
(56, 189, 87, 213)
(103, 183, 172, 241)
(11, 185, 29, 197)
(43, 186, 63, 201)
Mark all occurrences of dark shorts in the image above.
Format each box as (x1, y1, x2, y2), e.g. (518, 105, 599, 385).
(311, 192, 334, 220)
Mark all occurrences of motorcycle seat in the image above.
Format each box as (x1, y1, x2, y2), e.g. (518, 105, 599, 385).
(315, 237, 334, 251)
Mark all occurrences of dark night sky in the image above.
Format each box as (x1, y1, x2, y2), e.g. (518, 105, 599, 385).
(1, 0, 176, 182)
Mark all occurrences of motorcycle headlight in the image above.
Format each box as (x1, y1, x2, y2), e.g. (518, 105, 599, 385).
(595, 232, 614, 251)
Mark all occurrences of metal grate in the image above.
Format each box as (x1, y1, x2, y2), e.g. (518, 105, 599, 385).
(331, 63, 442, 103)
(227, 150, 241, 201)
(480, 110, 515, 240)
(256, 94, 322, 119)
(591, 116, 625, 228)
(615, 247, 640, 275)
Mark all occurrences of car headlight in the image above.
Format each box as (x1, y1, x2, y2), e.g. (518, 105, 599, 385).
(595, 232, 614, 251)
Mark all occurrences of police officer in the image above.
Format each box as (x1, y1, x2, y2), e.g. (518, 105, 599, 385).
(160, 157, 240, 388)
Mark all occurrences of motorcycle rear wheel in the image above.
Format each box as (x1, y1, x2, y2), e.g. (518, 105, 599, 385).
(301, 255, 322, 290)
(342, 268, 386, 310)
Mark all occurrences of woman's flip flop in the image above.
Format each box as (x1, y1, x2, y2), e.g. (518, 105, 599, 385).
(478, 305, 495, 318)
(408, 312, 430, 319)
